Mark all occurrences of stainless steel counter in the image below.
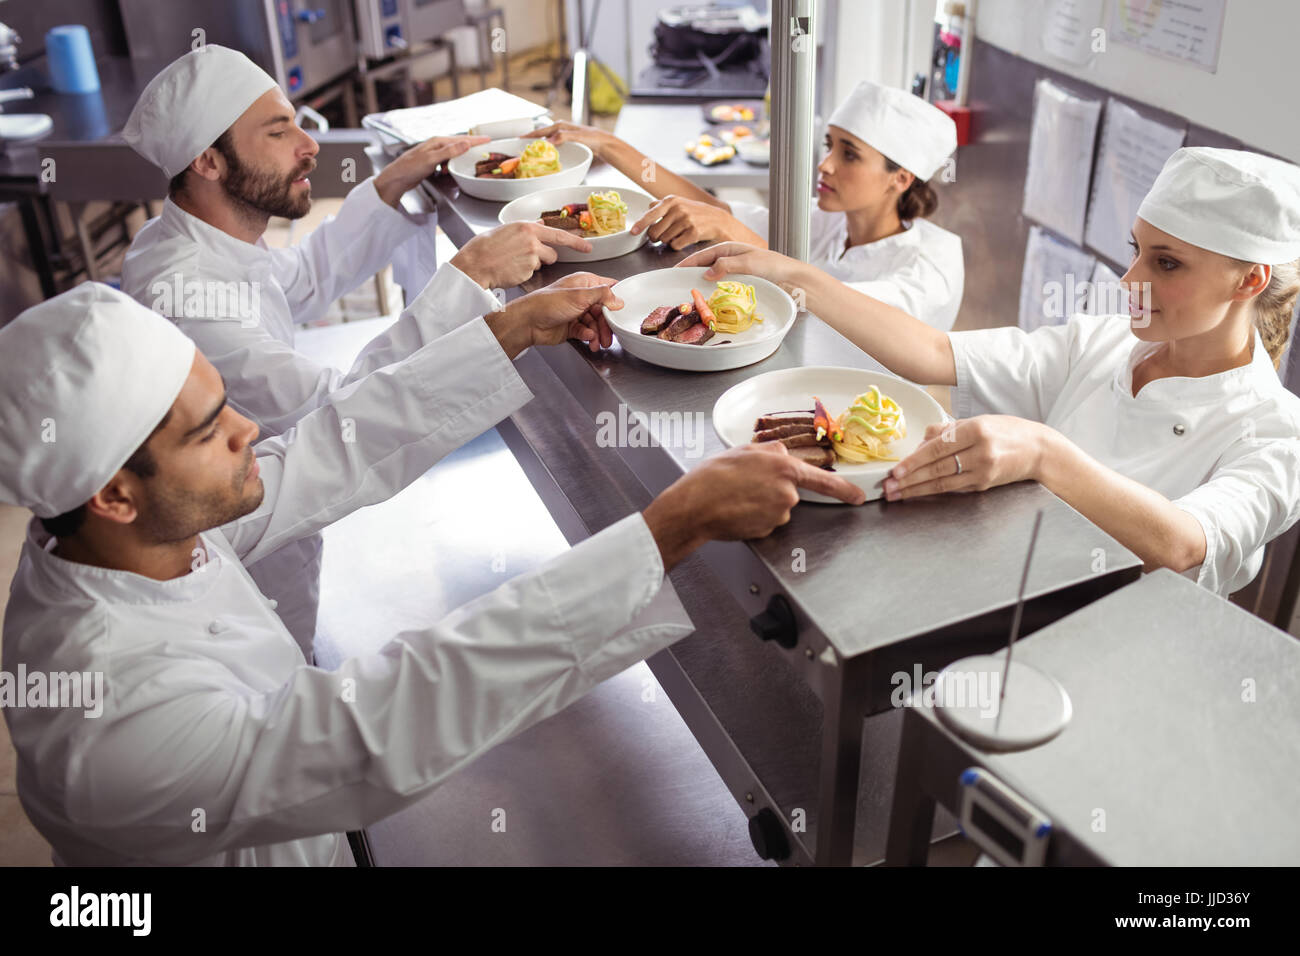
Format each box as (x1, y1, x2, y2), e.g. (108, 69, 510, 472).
(886, 569, 1300, 866)
(412, 164, 1144, 865)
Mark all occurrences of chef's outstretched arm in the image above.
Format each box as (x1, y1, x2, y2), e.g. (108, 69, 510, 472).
(522, 122, 765, 248)
(224, 278, 623, 566)
(524, 121, 725, 207)
(274, 136, 488, 323)
(678, 242, 958, 385)
(73, 444, 863, 863)
(883, 415, 1231, 578)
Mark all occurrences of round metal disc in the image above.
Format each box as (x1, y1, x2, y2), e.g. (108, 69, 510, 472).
(931, 654, 1072, 752)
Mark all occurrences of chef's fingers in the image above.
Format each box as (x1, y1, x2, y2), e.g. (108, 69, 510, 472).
(523, 122, 573, 138)
(789, 460, 869, 505)
(630, 197, 676, 234)
(565, 282, 620, 310)
(534, 223, 593, 252)
(885, 451, 971, 494)
(676, 241, 756, 270)
(428, 136, 491, 162)
(643, 205, 682, 242)
(651, 211, 690, 245)
(890, 420, 974, 484)
(537, 242, 558, 266)
(669, 226, 702, 251)
(595, 309, 614, 348)
(884, 471, 980, 501)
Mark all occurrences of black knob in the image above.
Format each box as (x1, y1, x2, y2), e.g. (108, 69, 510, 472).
(748, 807, 791, 861)
(749, 594, 798, 648)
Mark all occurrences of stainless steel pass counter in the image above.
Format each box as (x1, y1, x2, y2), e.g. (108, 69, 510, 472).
(417, 160, 1143, 865)
(886, 570, 1300, 866)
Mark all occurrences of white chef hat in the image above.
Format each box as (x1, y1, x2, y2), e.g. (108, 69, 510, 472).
(827, 80, 957, 182)
(122, 44, 278, 178)
(1137, 147, 1300, 264)
(0, 283, 195, 518)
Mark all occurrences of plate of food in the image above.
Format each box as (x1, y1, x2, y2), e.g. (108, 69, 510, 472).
(685, 133, 735, 166)
(602, 267, 798, 372)
(447, 137, 593, 202)
(702, 100, 763, 124)
(497, 185, 655, 262)
(712, 366, 949, 503)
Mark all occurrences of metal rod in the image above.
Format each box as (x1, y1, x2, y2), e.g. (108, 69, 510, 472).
(996, 507, 1043, 730)
(769, 0, 816, 261)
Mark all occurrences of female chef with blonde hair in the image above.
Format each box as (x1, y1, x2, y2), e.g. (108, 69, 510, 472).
(525, 80, 965, 330)
(681, 147, 1300, 596)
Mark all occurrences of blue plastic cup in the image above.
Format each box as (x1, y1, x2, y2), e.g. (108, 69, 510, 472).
(46, 25, 101, 94)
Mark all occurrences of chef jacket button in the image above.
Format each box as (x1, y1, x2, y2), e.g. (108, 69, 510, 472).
(267, 599, 278, 610)
(1173, 423, 1186, 436)
(208, 619, 222, 634)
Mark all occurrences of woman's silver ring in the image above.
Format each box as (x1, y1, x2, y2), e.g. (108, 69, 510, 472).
(954, 454, 963, 476)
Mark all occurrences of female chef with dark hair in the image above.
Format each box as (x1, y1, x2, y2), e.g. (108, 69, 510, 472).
(680, 147, 1300, 596)
(525, 80, 965, 330)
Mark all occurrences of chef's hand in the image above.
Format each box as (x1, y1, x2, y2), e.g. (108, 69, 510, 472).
(883, 416, 1050, 501)
(523, 121, 620, 161)
(485, 274, 621, 359)
(676, 242, 812, 298)
(452, 221, 593, 290)
(374, 135, 492, 207)
(642, 442, 866, 570)
(629, 195, 749, 250)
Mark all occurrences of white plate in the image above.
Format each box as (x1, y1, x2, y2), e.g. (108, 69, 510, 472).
(448, 137, 593, 202)
(712, 366, 948, 503)
(498, 185, 655, 262)
(602, 268, 797, 372)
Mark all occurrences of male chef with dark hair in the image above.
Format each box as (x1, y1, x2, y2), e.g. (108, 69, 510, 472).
(0, 283, 863, 865)
(119, 44, 595, 659)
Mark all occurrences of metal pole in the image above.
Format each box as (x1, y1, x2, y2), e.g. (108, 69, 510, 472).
(769, 0, 816, 262)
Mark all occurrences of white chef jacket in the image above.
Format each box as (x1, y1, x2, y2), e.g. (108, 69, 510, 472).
(948, 313, 1300, 595)
(2, 316, 694, 866)
(729, 201, 965, 331)
(121, 177, 494, 658)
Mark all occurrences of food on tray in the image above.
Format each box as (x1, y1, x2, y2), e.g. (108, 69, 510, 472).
(709, 103, 756, 122)
(750, 387, 906, 468)
(718, 125, 755, 146)
(685, 134, 735, 166)
(538, 190, 628, 236)
(474, 140, 562, 179)
(639, 283, 762, 346)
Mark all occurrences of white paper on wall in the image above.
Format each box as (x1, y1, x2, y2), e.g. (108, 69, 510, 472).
(1022, 79, 1102, 246)
(1084, 98, 1185, 268)
(1108, 0, 1227, 73)
(1019, 225, 1098, 331)
(1041, 0, 1107, 66)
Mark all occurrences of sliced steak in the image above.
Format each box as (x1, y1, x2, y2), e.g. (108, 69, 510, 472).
(753, 423, 818, 442)
(754, 410, 815, 430)
(640, 305, 676, 335)
(474, 153, 512, 176)
(540, 214, 583, 231)
(657, 310, 700, 341)
(673, 322, 714, 345)
(789, 446, 836, 469)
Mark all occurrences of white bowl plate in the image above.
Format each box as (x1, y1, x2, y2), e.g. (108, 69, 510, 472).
(712, 365, 948, 503)
(602, 267, 798, 372)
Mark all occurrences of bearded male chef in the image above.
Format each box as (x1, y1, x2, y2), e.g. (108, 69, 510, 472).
(0, 283, 863, 866)
(119, 44, 592, 658)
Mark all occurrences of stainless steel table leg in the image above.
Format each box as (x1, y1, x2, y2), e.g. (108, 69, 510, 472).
(884, 706, 936, 866)
(814, 663, 868, 866)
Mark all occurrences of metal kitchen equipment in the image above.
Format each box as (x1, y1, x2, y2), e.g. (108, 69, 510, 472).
(887, 570, 1300, 866)
(119, 0, 358, 99)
